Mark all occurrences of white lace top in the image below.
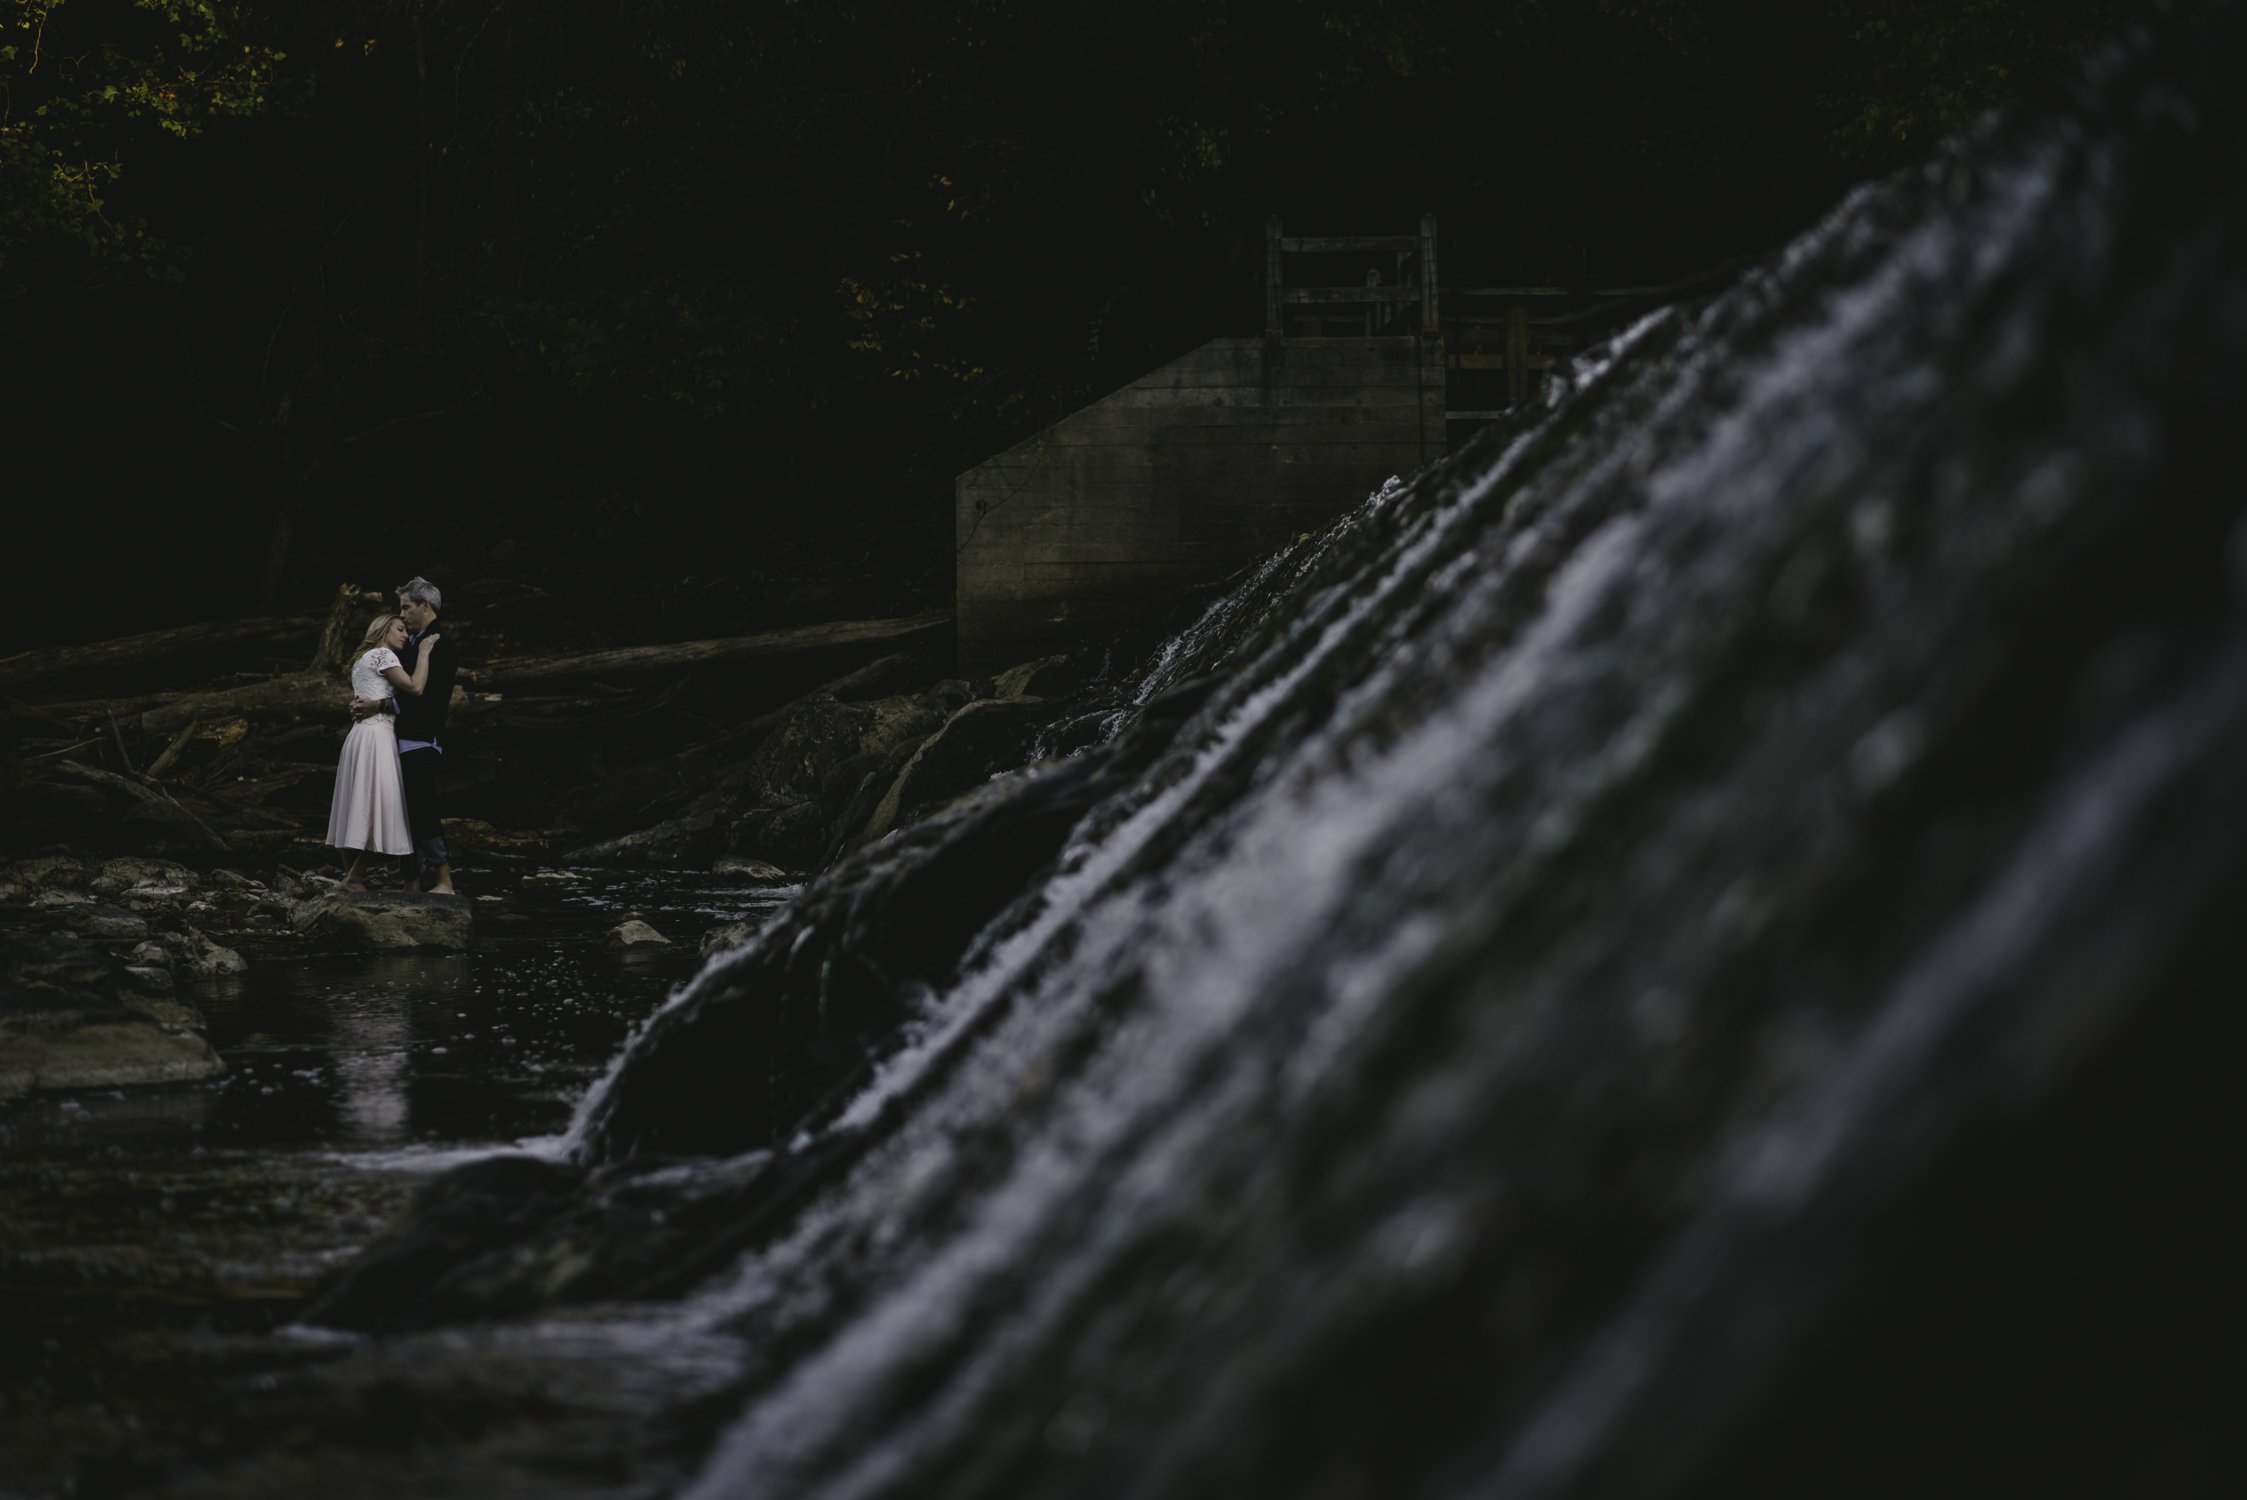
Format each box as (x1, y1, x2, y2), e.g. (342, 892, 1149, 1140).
(352, 647, 401, 705)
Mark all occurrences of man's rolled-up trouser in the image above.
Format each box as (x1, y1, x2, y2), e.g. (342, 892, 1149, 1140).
(398, 746, 448, 875)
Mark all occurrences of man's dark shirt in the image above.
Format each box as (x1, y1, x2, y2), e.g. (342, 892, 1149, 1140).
(394, 622, 459, 744)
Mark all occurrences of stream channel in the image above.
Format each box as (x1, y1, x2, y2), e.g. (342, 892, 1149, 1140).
(0, 865, 798, 1483)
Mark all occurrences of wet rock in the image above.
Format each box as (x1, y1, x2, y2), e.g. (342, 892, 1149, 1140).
(712, 855, 787, 879)
(565, 811, 724, 868)
(289, 892, 473, 951)
(580, 746, 1157, 1162)
(207, 867, 263, 890)
(0, 930, 224, 1101)
(4, 854, 91, 890)
(298, 1155, 591, 1333)
(609, 919, 670, 948)
(723, 799, 829, 871)
(174, 932, 250, 978)
(699, 921, 755, 958)
(69, 904, 150, 942)
(853, 696, 1052, 847)
(123, 964, 175, 995)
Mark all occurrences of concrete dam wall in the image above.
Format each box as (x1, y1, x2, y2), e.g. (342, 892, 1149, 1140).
(955, 335, 1445, 674)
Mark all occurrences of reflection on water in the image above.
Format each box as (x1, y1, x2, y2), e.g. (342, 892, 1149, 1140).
(0, 864, 801, 1389)
(171, 866, 795, 1152)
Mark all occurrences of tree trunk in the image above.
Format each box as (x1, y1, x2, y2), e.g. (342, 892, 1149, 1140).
(28, 672, 345, 739)
(16, 614, 951, 738)
(473, 613, 952, 693)
(0, 614, 323, 693)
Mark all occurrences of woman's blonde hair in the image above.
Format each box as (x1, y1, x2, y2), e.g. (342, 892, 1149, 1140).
(349, 613, 401, 675)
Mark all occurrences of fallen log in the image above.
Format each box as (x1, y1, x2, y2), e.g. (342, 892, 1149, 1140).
(30, 672, 348, 738)
(50, 760, 233, 854)
(16, 614, 952, 740)
(0, 614, 322, 693)
(472, 612, 951, 694)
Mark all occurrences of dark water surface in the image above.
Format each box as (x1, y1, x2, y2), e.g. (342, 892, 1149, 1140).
(0, 866, 795, 1486)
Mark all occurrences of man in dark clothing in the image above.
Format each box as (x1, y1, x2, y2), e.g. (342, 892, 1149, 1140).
(352, 575, 460, 894)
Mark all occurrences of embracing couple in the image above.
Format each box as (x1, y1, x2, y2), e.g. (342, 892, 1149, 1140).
(323, 576, 461, 895)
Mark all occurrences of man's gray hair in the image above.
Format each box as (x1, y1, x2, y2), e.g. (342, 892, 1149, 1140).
(398, 576, 443, 611)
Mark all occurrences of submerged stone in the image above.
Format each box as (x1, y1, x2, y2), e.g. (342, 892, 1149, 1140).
(0, 930, 223, 1100)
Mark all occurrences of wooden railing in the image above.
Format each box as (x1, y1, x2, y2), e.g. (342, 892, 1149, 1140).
(1265, 215, 1440, 338)
(1265, 215, 1753, 416)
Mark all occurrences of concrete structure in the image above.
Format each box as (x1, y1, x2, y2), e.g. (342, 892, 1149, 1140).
(955, 335, 1444, 674)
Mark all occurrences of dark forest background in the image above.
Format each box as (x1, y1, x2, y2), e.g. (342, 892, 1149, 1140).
(5, 0, 2147, 650)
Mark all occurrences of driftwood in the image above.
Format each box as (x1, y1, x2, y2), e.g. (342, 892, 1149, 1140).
(472, 612, 952, 694)
(144, 720, 201, 780)
(50, 760, 232, 854)
(0, 614, 322, 693)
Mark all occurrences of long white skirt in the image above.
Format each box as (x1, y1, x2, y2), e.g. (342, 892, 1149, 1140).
(326, 716, 414, 854)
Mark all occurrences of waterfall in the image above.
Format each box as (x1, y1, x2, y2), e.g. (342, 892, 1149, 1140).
(306, 10, 2247, 1498)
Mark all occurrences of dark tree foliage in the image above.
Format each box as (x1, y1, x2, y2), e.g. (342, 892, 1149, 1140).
(3, 0, 2149, 644)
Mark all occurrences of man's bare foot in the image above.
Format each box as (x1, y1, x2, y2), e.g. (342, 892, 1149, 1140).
(429, 883, 457, 896)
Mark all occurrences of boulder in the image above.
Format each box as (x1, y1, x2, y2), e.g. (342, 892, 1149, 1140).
(564, 812, 724, 868)
(289, 892, 473, 951)
(177, 935, 250, 978)
(609, 919, 670, 948)
(123, 965, 175, 996)
(0, 930, 224, 1101)
(723, 800, 830, 871)
(4, 854, 91, 890)
(69, 904, 150, 942)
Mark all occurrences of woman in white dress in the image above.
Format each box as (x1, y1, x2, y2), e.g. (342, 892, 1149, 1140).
(326, 613, 441, 890)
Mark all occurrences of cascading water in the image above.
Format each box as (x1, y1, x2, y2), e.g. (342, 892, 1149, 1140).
(176, 10, 2247, 1498)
